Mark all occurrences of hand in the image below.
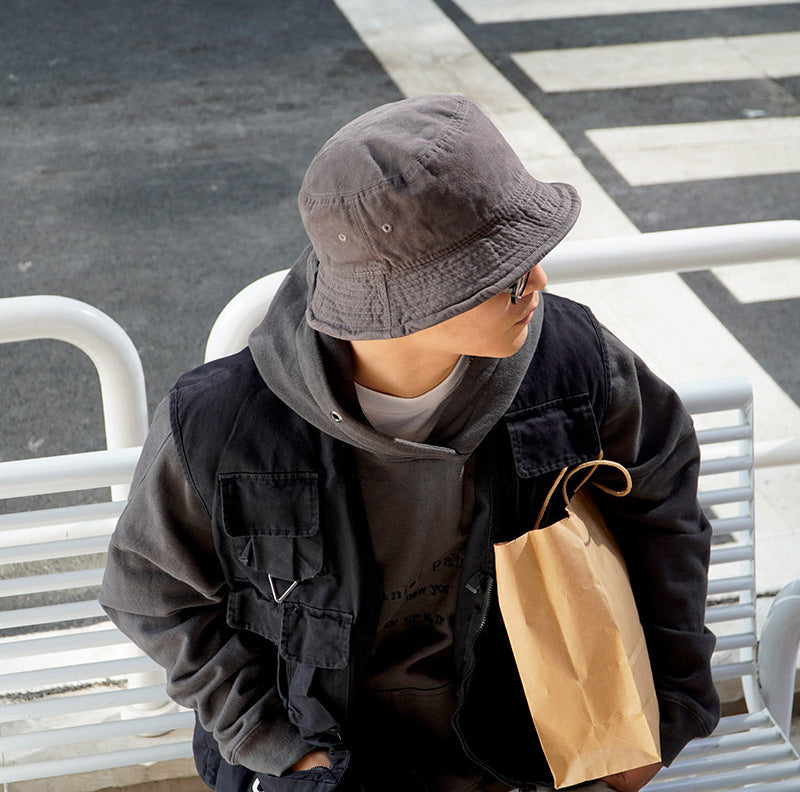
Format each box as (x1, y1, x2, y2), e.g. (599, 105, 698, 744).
(289, 749, 331, 773)
(600, 761, 663, 792)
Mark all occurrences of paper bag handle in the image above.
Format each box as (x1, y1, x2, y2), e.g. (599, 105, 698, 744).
(533, 453, 632, 531)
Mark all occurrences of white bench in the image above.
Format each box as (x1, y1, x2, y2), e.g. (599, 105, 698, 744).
(650, 378, 800, 791)
(2, 224, 800, 788)
(0, 296, 195, 788)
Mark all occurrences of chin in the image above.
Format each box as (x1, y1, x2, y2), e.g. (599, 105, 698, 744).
(491, 330, 530, 359)
(508, 324, 530, 353)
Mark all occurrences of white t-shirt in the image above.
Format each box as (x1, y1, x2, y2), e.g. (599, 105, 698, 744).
(354, 356, 470, 443)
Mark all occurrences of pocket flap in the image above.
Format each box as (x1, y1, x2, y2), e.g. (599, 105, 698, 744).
(220, 472, 319, 537)
(281, 603, 353, 670)
(220, 472, 322, 582)
(504, 394, 600, 478)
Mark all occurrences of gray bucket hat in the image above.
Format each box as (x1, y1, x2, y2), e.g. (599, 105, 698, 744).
(299, 94, 580, 340)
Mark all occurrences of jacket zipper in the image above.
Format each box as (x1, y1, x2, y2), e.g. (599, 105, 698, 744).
(452, 574, 520, 788)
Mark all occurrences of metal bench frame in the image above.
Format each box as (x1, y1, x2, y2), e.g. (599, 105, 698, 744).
(649, 379, 800, 791)
(0, 297, 194, 787)
(2, 222, 799, 789)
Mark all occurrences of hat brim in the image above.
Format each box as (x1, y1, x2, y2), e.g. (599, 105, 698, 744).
(306, 176, 581, 341)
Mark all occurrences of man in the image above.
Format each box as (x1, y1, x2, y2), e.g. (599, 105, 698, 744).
(100, 94, 719, 792)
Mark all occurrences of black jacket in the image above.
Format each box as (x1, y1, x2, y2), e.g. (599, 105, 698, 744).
(153, 295, 719, 791)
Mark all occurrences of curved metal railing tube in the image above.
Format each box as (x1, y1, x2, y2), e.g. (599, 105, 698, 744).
(0, 295, 149, 499)
(545, 220, 800, 283)
(759, 580, 800, 738)
(204, 269, 289, 362)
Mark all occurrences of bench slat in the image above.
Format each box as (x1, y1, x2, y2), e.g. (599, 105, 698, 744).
(0, 710, 194, 754)
(695, 425, 752, 445)
(709, 544, 753, 565)
(713, 632, 756, 652)
(0, 567, 104, 597)
(705, 602, 755, 624)
(0, 599, 105, 629)
(699, 455, 752, 476)
(698, 485, 754, 508)
(0, 684, 170, 723)
(0, 500, 124, 532)
(708, 516, 753, 536)
(1, 535, 111, 564)
(0, 740, 194, 785)
(707, 575, 754, 596)
(0, 626, 126, 659)
(652, 757, 800, 792)
(711, 660, 757, 681)
(678, 724, 782, 758)
(0, 655, 159, 693)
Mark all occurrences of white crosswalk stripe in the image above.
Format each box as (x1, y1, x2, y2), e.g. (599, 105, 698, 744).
(586, 117, 800, 184)
(713, 260, 800, 303)
(512, 32, 800, 92)
(455, 0, 800, 22)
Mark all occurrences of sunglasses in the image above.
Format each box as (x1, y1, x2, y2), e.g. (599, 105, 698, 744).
(507, 270, 531, 304)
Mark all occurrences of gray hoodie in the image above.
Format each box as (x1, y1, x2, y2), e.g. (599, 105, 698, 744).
(252, 257, 544, 787)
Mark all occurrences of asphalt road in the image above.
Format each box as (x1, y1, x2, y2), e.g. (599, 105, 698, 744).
(1, 0, 402, 471)
(2, 0, 798, 473)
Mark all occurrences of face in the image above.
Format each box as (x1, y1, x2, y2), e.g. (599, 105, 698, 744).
(407, 263, 548, 360)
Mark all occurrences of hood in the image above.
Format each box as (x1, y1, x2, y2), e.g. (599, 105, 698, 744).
(248, 246, 544, 461)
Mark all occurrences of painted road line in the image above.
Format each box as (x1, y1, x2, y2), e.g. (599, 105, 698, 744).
(587, 117, 800, 184)
(730, 31, 800, 79)
(713, 260, 800, 303)
(454, 0, 800, 23)
(512, 32, 800, 93)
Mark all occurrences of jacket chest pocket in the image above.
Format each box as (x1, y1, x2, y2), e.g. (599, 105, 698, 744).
(219, 472, 323, 598)
(505, 393, 601, 478)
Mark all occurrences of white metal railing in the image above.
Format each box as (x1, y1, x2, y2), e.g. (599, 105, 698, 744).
(760, 579, 800, 738)
(544, 220, 800, 283)
(0, 293, 147, 511)
(0, 446, 142, 500)
(0, 296, 192, 786)
(204, 222, 800, 470)
(204, 269, 288, 363)
(0, 295, 149, 452)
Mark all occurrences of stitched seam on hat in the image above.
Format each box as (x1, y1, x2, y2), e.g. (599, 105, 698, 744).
(349, 193, 383, 263)
(404, 94, 471, 188)
(381, 272, 392, 333)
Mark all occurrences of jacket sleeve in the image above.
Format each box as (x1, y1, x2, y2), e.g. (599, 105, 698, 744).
(593, 328, 720, 765)
(99, 399, 312, 776)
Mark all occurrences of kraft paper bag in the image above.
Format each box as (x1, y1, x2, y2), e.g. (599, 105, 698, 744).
(494, 458, 661, 789)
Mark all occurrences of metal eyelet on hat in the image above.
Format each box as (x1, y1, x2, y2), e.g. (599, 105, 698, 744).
(338, 233, 347, 242)
(330, 411, 343, 423)
(381, 223, 392, 233)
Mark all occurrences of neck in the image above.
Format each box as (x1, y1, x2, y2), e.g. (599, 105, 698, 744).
(350, 338, 461, 398)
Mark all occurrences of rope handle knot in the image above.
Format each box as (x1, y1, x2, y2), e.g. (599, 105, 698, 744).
(533, 452, 632, 531)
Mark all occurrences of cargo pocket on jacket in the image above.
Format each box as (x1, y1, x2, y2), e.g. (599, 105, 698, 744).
(220, 472, 323, 598)
(281, 604, 352, 670)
